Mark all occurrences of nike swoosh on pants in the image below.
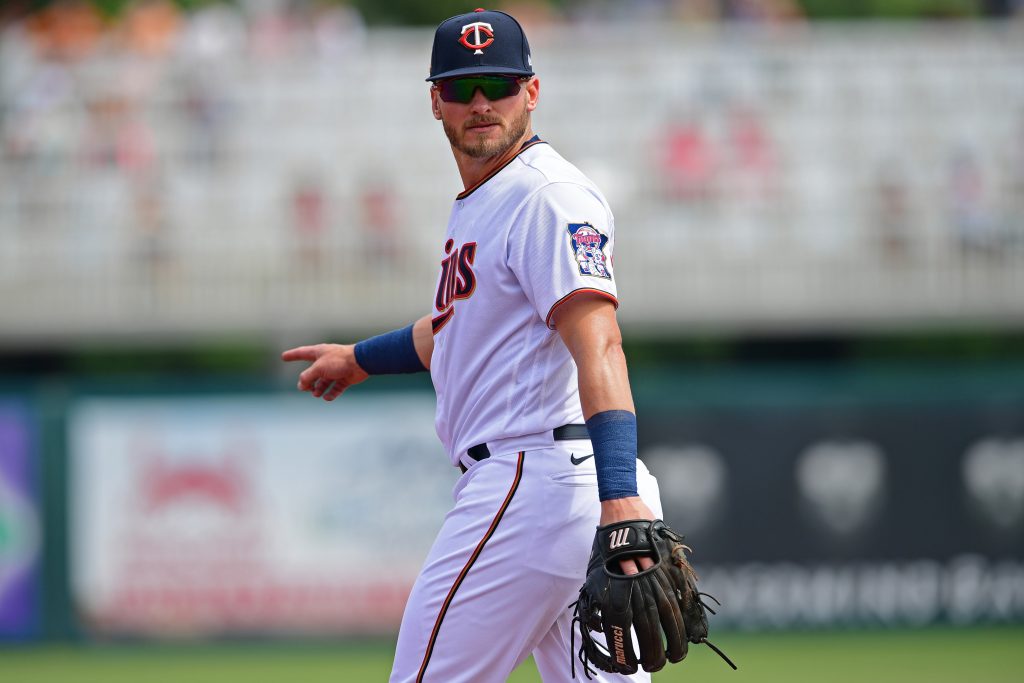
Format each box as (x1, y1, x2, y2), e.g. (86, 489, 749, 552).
(570, 453, 594, 466)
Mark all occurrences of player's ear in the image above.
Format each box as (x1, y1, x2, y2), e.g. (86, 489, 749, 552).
(525, 76, 540, 113)
(430, 86, 442, 120)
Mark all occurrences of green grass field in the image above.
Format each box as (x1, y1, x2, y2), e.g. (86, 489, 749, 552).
(2, 627, 1022, 683)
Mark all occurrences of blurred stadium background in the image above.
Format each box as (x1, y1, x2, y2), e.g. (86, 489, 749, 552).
(1, 0, 1023, 681)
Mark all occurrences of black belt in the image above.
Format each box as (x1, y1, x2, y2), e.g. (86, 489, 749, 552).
(460, 424, 590, 473)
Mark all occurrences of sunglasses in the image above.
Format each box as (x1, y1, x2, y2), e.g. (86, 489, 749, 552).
(434, 76, 525, 104)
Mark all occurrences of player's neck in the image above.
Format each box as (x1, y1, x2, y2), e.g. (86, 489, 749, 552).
(452, 128, 534, 193)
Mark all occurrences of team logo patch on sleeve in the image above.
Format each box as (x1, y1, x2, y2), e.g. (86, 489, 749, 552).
(567, 222, 611, 279)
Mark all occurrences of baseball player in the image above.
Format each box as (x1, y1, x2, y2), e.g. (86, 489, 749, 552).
(283, 9, 724, 682)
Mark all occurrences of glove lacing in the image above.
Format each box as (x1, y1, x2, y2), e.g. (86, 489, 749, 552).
(569, 596, 600, 680)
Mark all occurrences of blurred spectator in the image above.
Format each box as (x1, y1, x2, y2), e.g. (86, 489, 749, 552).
(0, 35, 80, 261)
(872, 160, 913, 263)
(726, 0, 805, 23)
(0, 1, 32, 27)
(358, 177, 401, 269)
(247, 0, 297, 59)
(669, 0, 724, 22)
(499, 1, 561, 28)
(1, 57, 78, 170)
(80, 90, 156, 173)
(176, 2, 247, 62)
(177, 74, 230, 168)
(716, 102, 781, 251)
(311, 1, 366, 61)
(723, 102, 777, 204)
(569, 0, 805, 23)
(23, 0, 103, 61)
(655, 109, 717, 204)
(948, 146, 1003, 257)
(1002, 110, 1024, 252)
(118, 0, 182, 57)
(290, 171, 329, 273)
(565, 0, 670, 23)
(129, 172, 174, 298)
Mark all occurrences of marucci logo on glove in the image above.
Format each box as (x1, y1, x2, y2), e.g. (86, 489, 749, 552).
(608, 528, 631, 549)
(612, 626, 627, 666)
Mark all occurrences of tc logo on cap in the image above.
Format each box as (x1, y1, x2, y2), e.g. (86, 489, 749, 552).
(459, 22, 494, 54)
(427, 10, 533, 82)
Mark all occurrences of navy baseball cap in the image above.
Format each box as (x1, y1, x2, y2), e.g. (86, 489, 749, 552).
(427, 8, 534, 82)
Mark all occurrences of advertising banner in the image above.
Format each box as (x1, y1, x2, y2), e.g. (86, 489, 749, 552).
(639, 401, 1024, 629)
(69, 394, 453, 637)
(0, 401, 40, 640)
(68, 384, 1024, 634)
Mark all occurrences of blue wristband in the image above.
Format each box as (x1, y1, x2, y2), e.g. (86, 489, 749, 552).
(353, 324, 427, 375)
(586, 410, 639, 501)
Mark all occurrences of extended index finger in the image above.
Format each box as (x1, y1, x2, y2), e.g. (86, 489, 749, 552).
(281, 345, 319, 362)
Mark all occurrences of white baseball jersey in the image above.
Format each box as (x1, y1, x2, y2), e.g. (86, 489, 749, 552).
(429, 137, 619, 466)
(390, 136, 661, 683)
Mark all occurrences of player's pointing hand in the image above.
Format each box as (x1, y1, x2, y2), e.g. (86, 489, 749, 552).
(281, 343, 369, 401)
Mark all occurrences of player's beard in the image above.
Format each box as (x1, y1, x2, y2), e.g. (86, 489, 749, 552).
(443, 101, 530, 160)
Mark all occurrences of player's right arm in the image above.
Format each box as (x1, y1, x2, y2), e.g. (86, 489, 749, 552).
(281, 314, 433, 401)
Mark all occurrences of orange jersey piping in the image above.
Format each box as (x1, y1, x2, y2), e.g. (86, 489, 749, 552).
(455, 139, 547, 201)
(544, 288, 619, 329)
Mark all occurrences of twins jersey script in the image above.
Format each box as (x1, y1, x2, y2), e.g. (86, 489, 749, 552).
(430, 136, 618, 466)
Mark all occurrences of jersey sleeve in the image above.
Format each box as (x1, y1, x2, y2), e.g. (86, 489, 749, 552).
(507, 182, 618, 329)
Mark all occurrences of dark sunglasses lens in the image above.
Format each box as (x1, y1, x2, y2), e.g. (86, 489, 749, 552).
(438, 77, 521, 103)
(437, 80, 474, 102)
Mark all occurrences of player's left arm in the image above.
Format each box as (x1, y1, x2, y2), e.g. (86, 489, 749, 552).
(553, 294, 656, 574)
